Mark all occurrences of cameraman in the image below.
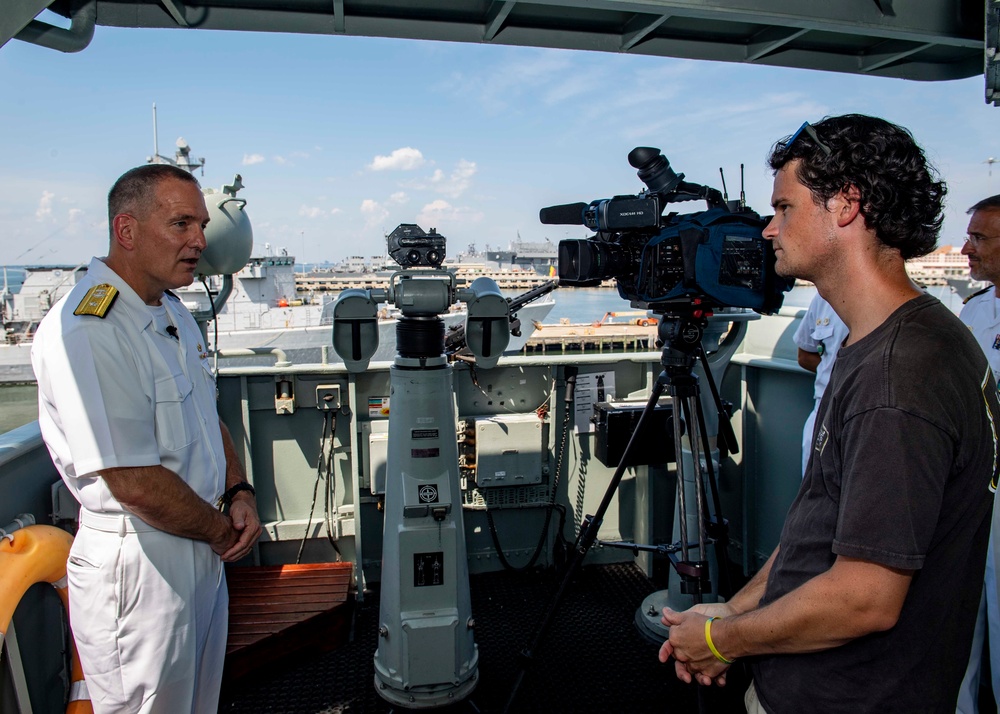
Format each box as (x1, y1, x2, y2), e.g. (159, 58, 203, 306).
(659, 114, 999, 713)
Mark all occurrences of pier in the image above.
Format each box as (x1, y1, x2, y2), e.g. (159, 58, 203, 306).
(520, 321, 657, 354)
(296, 268, 553, 294)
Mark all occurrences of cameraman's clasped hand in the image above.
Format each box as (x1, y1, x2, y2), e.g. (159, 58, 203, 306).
(659, 604, 734, 687)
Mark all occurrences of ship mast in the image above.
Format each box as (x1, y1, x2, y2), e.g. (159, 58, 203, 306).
(147, 103, 205, 175)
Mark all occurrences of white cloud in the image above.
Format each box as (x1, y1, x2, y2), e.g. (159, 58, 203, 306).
(434, 160, 477, 198)
(389, 192, 408, 205)
(297, 205, 339, 219)
(446, 49, 575, 114)
(369, 147, 425, 171)
(242, 153, 266, 165)
(361, 199, 389, 231)
(416, 199, 484, 226)
(68, 208, 84, 222)
(299, 205, 326, 218)
(274, 155, 289, 165)
(36, 191, 54, 221)
(409, 160, 478, 199)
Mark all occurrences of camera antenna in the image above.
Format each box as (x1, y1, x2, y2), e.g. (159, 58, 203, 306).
(718, 167, 729, 202)
(739, 163, 746, 209)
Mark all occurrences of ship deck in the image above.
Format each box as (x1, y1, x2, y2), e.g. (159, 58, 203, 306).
(220, 563, 750, 714)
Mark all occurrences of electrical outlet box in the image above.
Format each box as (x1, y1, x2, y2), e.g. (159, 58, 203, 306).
(275, 377, 295, 415)
(362, 420, 390, 494)
(474, 414, 545, 487)
(316, 384, 341, 411)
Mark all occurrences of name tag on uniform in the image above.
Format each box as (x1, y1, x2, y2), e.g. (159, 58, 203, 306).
(814, 424, 830, 457)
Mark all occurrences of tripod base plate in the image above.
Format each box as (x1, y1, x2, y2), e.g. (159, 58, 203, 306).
(634, 590, 672, 644)
(633, 588, 727, 645)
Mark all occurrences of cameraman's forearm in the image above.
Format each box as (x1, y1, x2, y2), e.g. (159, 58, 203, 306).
(726, 547, 778, 615)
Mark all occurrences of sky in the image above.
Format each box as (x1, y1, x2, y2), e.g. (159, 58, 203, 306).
(1, 12, 998, 267)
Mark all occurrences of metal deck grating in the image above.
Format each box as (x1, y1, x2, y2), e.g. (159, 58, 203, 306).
(220, 563, 749, 713)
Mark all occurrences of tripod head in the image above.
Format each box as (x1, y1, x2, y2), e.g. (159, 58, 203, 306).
(646, 299, 716, 389)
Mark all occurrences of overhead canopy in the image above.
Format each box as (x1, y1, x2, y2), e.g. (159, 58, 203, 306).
(5, 0, 998, 103)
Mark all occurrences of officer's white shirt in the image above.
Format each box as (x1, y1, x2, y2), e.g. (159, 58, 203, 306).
(31, 256, 225, 513)
(793, 294, 850, 402)
(960, 287, 1000, 386)
(957, 286, 1000, 714)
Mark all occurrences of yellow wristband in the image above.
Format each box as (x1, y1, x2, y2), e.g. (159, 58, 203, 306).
(705, 616, 735, 664)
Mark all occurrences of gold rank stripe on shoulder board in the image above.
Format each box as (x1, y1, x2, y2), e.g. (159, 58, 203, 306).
(73, 284, 119, 318)
(964, 286, 993, 305)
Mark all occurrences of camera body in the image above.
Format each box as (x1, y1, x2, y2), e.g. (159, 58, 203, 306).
(545, 148, 793, 314)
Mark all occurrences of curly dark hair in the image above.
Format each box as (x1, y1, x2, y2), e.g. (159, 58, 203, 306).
(767, 114, 946, 260)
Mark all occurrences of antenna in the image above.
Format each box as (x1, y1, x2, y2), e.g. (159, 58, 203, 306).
(719, 167, 729, 202)
(739, 163, 746, 209)
(152, 102, 158, 159)
(986, 157, 998, 177)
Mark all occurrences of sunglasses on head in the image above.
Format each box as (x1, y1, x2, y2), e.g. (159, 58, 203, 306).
(781, 121, 833, 157)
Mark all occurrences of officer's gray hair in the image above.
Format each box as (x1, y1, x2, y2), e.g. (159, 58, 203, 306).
(107, 164, 200, 237)
(968, 194, 1000, 214)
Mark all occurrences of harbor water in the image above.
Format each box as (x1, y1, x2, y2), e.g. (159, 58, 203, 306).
(0, 284, 969, 434)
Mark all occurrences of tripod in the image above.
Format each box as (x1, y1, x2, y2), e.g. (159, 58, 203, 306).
(503, 304, 746, 714)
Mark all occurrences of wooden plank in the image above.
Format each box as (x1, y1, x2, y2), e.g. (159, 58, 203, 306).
(223, 562, 354, 689)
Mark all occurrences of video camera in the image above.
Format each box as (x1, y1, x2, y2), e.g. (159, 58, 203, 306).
(541, 148, 793, 314)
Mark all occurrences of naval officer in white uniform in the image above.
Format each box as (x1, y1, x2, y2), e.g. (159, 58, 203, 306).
(958, 194, 1000, 714)
(31, 163, 262, 713)
(793, 293, 849, 475)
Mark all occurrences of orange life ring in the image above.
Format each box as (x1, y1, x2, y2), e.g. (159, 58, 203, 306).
(0, 524, 92, 713)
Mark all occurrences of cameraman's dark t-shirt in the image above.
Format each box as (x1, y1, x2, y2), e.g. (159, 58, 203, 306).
(752, 294, 998, 714)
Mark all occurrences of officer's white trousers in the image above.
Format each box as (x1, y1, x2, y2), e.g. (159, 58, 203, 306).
(67, 510, 228, 714)
(958, 537, 1000, 713)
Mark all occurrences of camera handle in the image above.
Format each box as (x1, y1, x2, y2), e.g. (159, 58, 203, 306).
(504, 311, 732, 714)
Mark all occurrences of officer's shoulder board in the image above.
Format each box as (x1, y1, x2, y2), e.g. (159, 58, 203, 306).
(963, 286, 993, 305)
(73, 284, 119, 318)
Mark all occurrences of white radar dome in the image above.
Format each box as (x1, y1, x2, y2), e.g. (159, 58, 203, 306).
(195, 174, 254, 277)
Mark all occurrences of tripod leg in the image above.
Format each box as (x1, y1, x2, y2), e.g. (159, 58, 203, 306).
(503, 377, 666, 714)
(682, 394, 708, 582)
(693, 393, 734, 599)
(672, 390, 690, 566)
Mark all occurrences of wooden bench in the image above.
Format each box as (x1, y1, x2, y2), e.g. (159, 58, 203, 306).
(223, 562, 354, 686)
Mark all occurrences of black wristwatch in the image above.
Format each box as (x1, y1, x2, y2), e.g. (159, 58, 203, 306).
(216, 482, 256, 511)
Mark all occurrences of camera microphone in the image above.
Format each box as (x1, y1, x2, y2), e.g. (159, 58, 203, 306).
(539, 202, 588, 225)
